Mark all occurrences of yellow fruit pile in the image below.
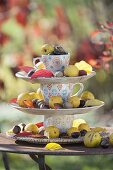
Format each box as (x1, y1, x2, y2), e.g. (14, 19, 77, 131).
(68, 91, 103, 108)
(7, 122, 39, 136)
(7, 118, 113, 150)
(63, 61, 93, 77)
(17, 89, 104, 110)
(44, 120, 90, 139)
(17, 88, 44, 107)
(83, 129, 113, 148)
(67, 119, 91, 137)
(48, 91, 104, 109)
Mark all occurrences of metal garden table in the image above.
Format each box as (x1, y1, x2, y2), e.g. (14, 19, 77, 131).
(0, 132, 113, 170)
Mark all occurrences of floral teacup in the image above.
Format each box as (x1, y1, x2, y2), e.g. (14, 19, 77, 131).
(40, 83, 84, 104)
(44, 115, 75, 132)
(33, 53, 70, 73)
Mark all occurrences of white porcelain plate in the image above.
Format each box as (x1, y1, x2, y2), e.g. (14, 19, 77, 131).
(11, 102, 104, 116)
(15, 71, 96, 84)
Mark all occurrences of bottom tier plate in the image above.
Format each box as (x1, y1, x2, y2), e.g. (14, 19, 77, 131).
(14, 136, 83, 144)
(10, 103, 104, 116)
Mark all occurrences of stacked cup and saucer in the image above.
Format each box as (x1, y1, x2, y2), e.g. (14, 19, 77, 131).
(13, 44, 104, 143)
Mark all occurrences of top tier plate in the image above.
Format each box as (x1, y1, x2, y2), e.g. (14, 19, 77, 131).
(15, 71, 96, 84)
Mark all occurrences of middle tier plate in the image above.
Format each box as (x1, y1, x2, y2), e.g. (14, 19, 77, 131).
(11, 102, 104, 116)
(15, 71, 96, 84)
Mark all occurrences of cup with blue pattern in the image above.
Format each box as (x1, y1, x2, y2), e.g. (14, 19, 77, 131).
(40, 83, 84, 104)
(33, 53, 70, 73)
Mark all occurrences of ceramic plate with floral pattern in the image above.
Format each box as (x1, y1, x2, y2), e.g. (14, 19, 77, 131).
(11, 102, 104, 116)
(15, 71, 96, 84)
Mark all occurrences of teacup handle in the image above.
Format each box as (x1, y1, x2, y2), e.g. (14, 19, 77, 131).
(33, 57, 42, 66)
(71, 83, 84, 97)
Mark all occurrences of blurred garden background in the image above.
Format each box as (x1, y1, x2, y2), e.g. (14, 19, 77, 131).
(1, 0, 113, 169)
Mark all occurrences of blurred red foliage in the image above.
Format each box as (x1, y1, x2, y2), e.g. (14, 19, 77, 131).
(0, 31, 10, 45)
(76, 23, 113, 70)
(76, 38, 105, 68)
(15, 9, 29, 26)
(52, 5, 72, 39)
(8, 0, 29, 8)
(0, 0, 113, 71)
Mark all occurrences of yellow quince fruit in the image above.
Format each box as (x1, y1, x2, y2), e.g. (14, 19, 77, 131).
(64, 65, 79, 77)
(17, 92, 31, 107)
(78, 123, 90, 131)
(67, 127, 79, 137)
(75, 60, 92, 74)
(45, 143, 62, 150)
(24, 123, 39, 134)
(81, 91, 95, 100)
(84, 131, 102, 147)
(72, 119, 87, 128)
(49, 96, 63, 109)
(68, 96, 80, 108)
(44, 126, 60, 138)
(85, 99, 104, 107)
(41, 44, 54, 55)
(91, 127, 106, 132)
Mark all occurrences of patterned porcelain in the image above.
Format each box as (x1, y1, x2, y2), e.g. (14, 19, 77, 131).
(11, 102, 104, 132)
(44, 115, 74, 132)
(33, 53, 70, 73)
(15, 71, 96, 84)
(40, 83, 84, 103)
(14, 66, 99, 134)
(11, 103, 104, 116)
